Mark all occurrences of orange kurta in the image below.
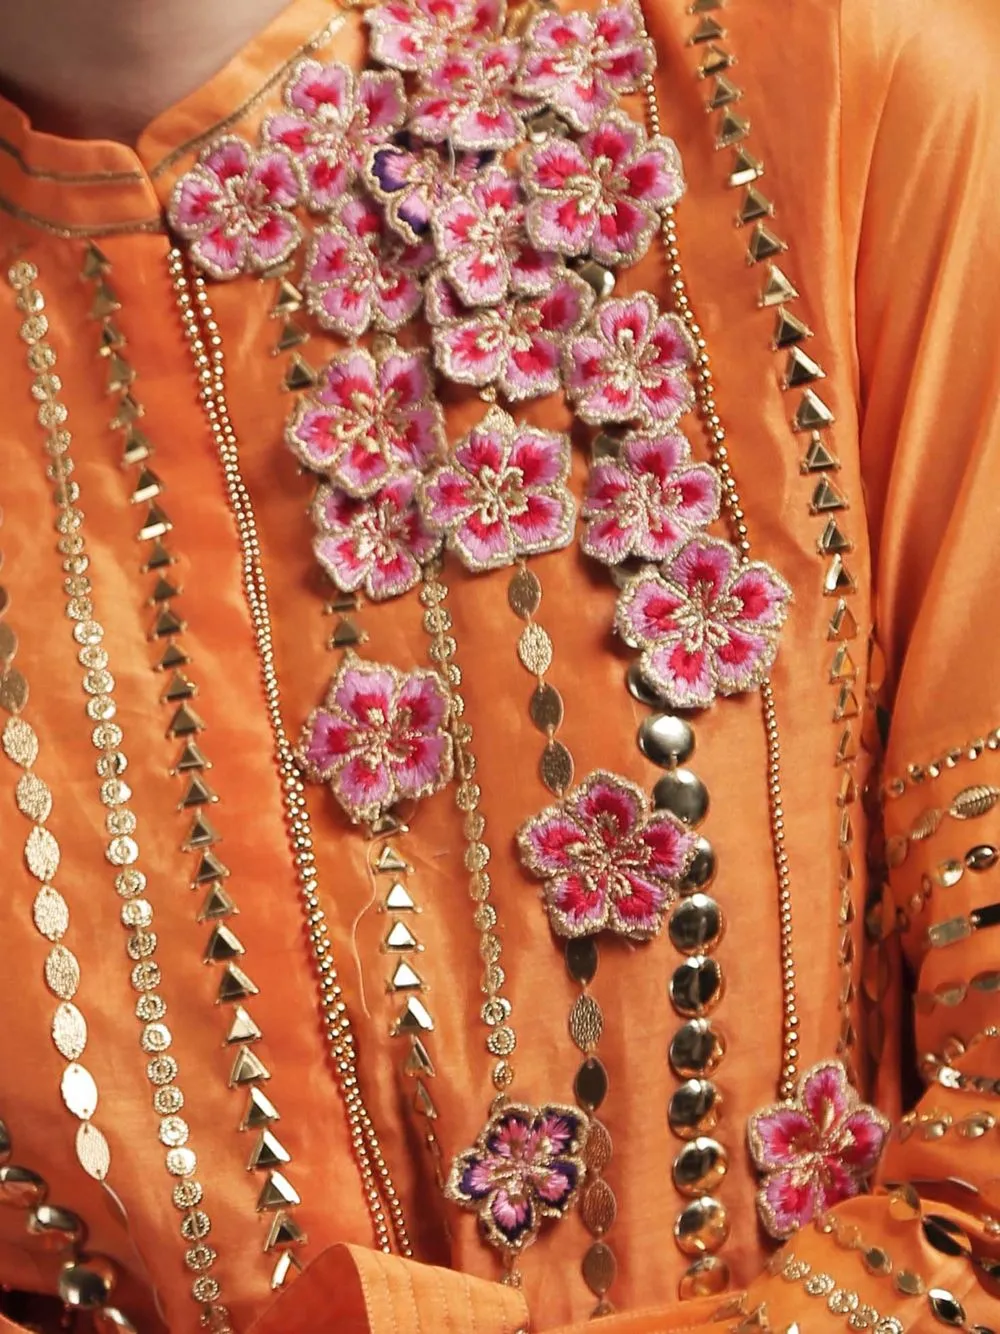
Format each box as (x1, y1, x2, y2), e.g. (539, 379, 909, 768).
(0, 0, 997, 1332)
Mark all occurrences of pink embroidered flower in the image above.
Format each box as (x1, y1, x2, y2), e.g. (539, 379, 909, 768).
(523, 112, 684, 267)
(565, 294, 696, 428)
(431, 272, 594, 401)
(747, 1061, 890, 1240)
(421, 408, 575, 571)
(367, 0, 504, 73)
(169, 136, 303, 280)
(365, 141, 491, 244)
(615, 536, 792, 709)
(410, 43, 536, 152)
(286, 346, 445, 498)
(303, 195, 432, 337)
(517, 3, 654, 132)
(517, 770, 695, 939)
(298, 652, 453, 825)
(581, 430, 720, 565)
(312, 476, 442, 603)
(446, 1102, 587, 1254)
(262, 61, 405, 211)
(432, 169, 558, 306)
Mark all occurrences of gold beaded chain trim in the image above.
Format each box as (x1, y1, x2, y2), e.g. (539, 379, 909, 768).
(78, 242, 310, 1290)
(7, 257, 236, 1334)
(168, 249, 412, 1258)
(678, 0, 878, 1089)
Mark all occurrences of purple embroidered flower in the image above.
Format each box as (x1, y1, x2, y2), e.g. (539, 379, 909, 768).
(410, 42, 536, 152)
(364, 141, 490, 244)
(432, 168, 558, 307)
(303, 195, 432, 337)
(368, 0, 505, 73)
(312, 476, 442, 603)
(422, 408, 575, 571)
(169, 136, 303, 280)
(431, 272, 594, 400)
(517, 770, 695, 939)
(446, 1102, 588, 1254)
(615, 536, 792, 709)
(517, 2, 654, 132)
(747, 1061, 890, 1240)
(523, 112, 684, 267)
(565, 294, 696, 428)
(298, 652, 453, 825)
(262, 61, 405, 211)
(286, 346, 445, 498)
(581, 430, 720, 565)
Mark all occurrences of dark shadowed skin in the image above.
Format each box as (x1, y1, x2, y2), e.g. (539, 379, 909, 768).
(0, 0, 294, 143)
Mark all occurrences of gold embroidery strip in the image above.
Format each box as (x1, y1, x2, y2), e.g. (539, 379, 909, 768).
(77, 243, 308, 1289)
(0, 194, 163, 239)
(0, 134, 144, 185)
(7, 256, 235, 1333)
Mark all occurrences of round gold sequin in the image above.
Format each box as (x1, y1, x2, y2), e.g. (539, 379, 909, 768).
(668, 1079, 721, 1139)
(569, 993, 604, 1051)
(106, 809, 136, 837)
(672, 1138, 728, 1196)
(0, 1164, 47, 1208)
(580, 1178, 616, 1236)
(507, 568, 542, 619)
(529, 683, 564, 732)
(16, 772, 51, 822)
(173, 1181, 203, 1209)
(107, 836, 139, 866)
(158, 1116, 189, 1148)
(668, 896, 724, 955)
(33, 885, 69, 942)
(185, 1245, 216, 1272)
(45, 945, 80, 1000)
(117, 868, 145, 898)
(153, 1086, 184, 1116)
(61, 1063, 99, 1121)
(669, 1020, 725, 1078)
(27, 1203, 84, 1248)
(131, 961, 161, 991)
(25, 824, 60, 881)
(57, 1257, 115, 1309)
(674, 1196, 729, 1256)
(0, 667, 28, 714)
(638, 714, 694, 769)
(485, 1024, 515, 1056)
(678, 1256, 730, 1301)
(3, 716, 38, 767)
(121, 900, 153, 930)
(136, 994, 167, 1023)
(653, 770, 709, 827)
(517, 623, 553, 676)
(669, 957, 724, 1016)
(166, 1147, 197, 1177)
(141, 1022, 171, 1053)
(191, 1276, 220, 1303)
(540, 741, 573, 795)
(147, 1055, 178, 1085)
(180, 1210, 211, 1242)
(52, 1002, 87, 1061)
(581, 1241, 616, 1296)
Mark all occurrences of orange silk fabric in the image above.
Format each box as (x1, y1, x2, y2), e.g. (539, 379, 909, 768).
(0, 0, 998, 1331)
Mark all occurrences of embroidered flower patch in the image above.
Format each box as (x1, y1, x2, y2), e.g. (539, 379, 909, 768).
(169, 136, 303, 280)
(747, 1061, 890, 1240)
(581, 429, 720, 565)
(410, 42, 536, 152)
(421, 407, 575, 571)
(447, 1102, 588, 1253)
(286, 345, 445, 498)
(615, 536, 792, 709)
(365, 140, 491, 244)
(312, 476, 442, 602)
(517, 769, 695, 939)
(262, 61, 405, 211)
(367, 0, 505, 73)
(565, 293, 696, 428)
(522, 112, 683, 268)
(298, 652, 453, 824)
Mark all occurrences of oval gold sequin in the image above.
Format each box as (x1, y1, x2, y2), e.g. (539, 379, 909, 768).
(584, 1119, 613, 1173)
(0, 624, 17, 660)
(507, 568, 542, 619)
(45, 945, 80, 1000)
(61, 1063, 98, 1120)
(581, 1241, 616, 1296)
(16, 772, 52, 823)
(580, 1178, 617, 1236)
(52, 1002, 87, 1061)
(565, 937, 598, 985)
(569, 994, 604, 1051)
(517, 623, 553, 676)
(574, 1057, 608, 1111)
(33, 885, 68, 942)
(927, 1291, 965, 1327)
(908, 808, 942, 841)
(674, 1196, 729, 1256)
(2, 716, 36, 767)
(0, 667, 28, 714)
(950, 785, 1000, 820)
(540, 741, 573, 795)
(529, 683, 564, 732)
(25, 825, 60, 881)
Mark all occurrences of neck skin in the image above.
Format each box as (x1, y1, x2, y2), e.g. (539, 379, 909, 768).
(0, 0, 294, 144)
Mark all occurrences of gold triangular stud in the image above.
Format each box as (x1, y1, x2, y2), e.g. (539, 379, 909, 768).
(248, 1129, 291, 1171)
(230, 1045, 271, 1087)
(838, 773, 858, 808)
(375, 845, 409, 873)
(184, 812, 219, 851)
(81, 244, 111, 279)
(137, 504, 171, 542)
(689, 0, 722, 11)
(794, 389, 835, 432)
(131, 468, 162, 505)
(168, 702, 204, 737)
(180, 774, 217, 808)
(390, 960, 424, 992)
(100, 321, 126, 355)
(716, 111, 749, 148)
(242, 1086, 280, 1130)
(773, 307, 812, 348)
(729, 146, 763, 187)
(824, 555, 857, 596)
(833, 686, 860, 722)
(122, 428, 153, 467)
(219, 963, 260, 1003)
(329, 617, 364, 648)
(106, 355, 135, 394)
(274, 319, 309, 353)
(197, 883, 237, 922)
(413, 1079, 438, 1119)
(368, 811, 408, 838)
(810, 477, 848, 514)
(270, 1250, 303, 1290)
(394, 996, 434, 1034)
(384, 882, 416, 911)
(151, 606, 186, 639)
(707, 76, 741, 111)
(747, 224, 787, 264)
(265, 1211, 305, 1251)
(384, 921, 420, 951)
(784, 347, 825, 388)
(225, 1005, 261, 1045)
(256, 1171, 300, 1212)
(90, 283, 121, 319)
(817, 519, 852, 555)
(204, 923, 244, 963)
(272, 278, 304, 317)
(801, 436, 839, 474)
(690, 15, 725, 42)
(193, 850, 230, 884)
(143, 539, 174, 572)
(698, 43, 732, 77)
(835, 726, 858, 765)
(759, 263, 797, 306)
(149, 575, 180, 602)
(163, 671, 197, 703)
(405, 1037, 436, 1078)
(829, 645, 857, 682)
(173, 739, 210, 772)
(283, 355, 318, 392)
(737, 186, 772, 225)
(110, 393, 142, 429)
(827, 600, 858, 641)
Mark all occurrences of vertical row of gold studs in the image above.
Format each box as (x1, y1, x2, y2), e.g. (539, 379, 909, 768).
(80, 243, 309, 1290)
(677, 0, 866, 1076)
(168, 250, 412, 1257)
(264, 264, 447, 1174)
(7, 257, 236, 1333)
(506, 560, 620, 1313)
